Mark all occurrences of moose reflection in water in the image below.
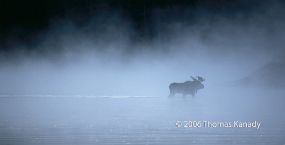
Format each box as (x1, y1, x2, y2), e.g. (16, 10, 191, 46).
(169, 76, 205, 97)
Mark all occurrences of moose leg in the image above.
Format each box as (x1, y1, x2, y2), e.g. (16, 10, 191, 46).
(169, 93, 175, 97)
(191, 92, 195, 97)
(168, 90, 174, 97)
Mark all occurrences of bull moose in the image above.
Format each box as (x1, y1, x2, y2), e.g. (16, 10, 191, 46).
(169, 76, 205, 97)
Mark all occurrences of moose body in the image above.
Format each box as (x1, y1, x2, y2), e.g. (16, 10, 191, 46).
(169, 76, 205, 97)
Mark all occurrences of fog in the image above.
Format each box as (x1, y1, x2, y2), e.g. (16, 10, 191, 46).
(1, 5, 284, 96)
(0, 1, 285, 144)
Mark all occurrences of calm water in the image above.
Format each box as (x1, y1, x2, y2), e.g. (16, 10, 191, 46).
(0, 91, 284, 145)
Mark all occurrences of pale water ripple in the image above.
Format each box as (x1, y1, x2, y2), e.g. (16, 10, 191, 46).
(0, 96, 284, 145)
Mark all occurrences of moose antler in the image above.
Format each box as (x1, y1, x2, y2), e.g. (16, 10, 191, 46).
(191, 76, 197, 81)
(197, 76, 205, 82)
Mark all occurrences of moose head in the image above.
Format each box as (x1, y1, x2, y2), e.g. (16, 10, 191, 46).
(191, 76, 205, 82)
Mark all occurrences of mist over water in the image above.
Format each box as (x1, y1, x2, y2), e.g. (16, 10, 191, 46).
(0, 1, 285, 144)
(1, 7, 283, 95)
